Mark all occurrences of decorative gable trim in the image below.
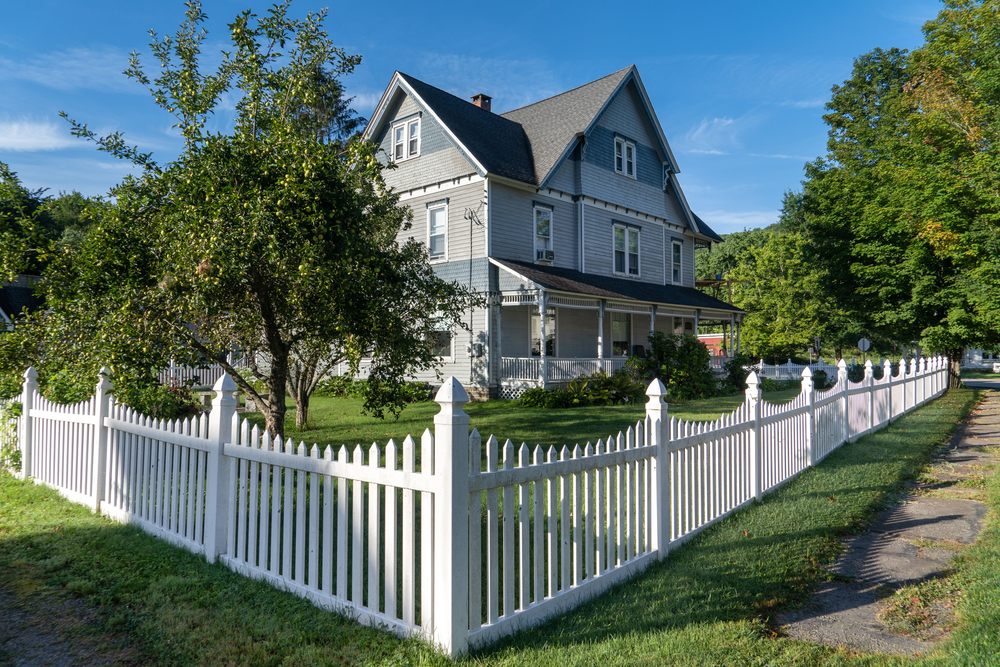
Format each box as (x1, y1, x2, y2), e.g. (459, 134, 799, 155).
(363, 72, 488, 177)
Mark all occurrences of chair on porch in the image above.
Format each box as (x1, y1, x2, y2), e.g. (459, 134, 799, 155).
(632, 344, 646, 358)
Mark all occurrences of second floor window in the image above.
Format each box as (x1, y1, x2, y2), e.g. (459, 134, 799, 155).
(615, 137, 635, 178)
(672, 240, 682, 284)
(535, 206, 553, 261)
(428, 204, 447, 260)
(614, 226, 639, 276)
(393, 118, 420, 161)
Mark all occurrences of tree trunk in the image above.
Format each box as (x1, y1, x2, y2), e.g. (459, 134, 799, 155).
(266, 353, 289, 441)
(834, 347, 843, 362)
(948, 348, 964, 389)
(295, 391, 309, 429)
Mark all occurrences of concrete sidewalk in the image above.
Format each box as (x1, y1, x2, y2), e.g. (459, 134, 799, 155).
(778, 388, 999, 656)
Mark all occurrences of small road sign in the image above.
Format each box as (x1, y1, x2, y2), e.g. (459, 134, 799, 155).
(858, 338, 871, 352)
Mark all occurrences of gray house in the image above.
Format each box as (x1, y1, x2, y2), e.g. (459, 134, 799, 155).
(363, 65, 743, 399)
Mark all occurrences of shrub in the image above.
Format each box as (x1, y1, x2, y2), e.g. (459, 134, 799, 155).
(41, 368, 93, 405)
(315, 377, 432, 403)
(0, 400, 22, 472)
(122, 381, 203, 420)
(812, 370, 828, 389)
(719, 352, 758, 395)
(847, 362, 866, 383)
(644, 332, 717, 401)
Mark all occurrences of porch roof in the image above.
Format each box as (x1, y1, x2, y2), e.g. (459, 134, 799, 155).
(492, 258, 744, 316)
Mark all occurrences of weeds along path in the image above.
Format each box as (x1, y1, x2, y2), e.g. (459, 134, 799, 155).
(778, 389, 1000, 656)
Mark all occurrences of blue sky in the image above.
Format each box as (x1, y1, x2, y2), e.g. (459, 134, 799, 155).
(1, 0, 941, 234)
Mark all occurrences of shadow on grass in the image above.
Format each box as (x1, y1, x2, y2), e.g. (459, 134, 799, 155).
(470, 388, 980, 660)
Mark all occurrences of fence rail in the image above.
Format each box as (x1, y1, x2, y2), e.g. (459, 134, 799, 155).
(9, 355, 948, 656)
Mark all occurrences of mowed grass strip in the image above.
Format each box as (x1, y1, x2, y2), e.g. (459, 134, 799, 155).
(249, 387, 803, 452)
(0, 387, 992, 666)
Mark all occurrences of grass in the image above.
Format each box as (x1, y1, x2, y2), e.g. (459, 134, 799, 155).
(247, 387, 803, 451)
(961, 369, 1000, 380)
(2, 386, 998, 665)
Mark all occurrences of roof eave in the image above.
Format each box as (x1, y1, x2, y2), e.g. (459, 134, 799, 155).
(362, 73, 490, 178)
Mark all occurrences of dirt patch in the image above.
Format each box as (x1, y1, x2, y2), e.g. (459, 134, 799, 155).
(0, 583, 138, 666)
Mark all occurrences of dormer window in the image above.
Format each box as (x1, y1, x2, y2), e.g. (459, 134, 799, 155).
(614, 137, 635, 178)
(393, 117, 420, 161)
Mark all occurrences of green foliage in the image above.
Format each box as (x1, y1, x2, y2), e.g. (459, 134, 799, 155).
(0, 400, 21, 472)
(643, 332, 717, 401)
(40, 369, 92, 405)
(16, 1, 481, 441)
(812, 369, 829, 389)
(517, 371, 644, 410)
(719, 352, 757, 395)
(119, 381, 203, 421)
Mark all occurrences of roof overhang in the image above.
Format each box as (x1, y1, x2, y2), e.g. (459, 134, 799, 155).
(363, 72, 489, 178)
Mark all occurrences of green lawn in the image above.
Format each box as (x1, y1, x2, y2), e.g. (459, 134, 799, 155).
(247, 387, 803, 451)
(2, 387, 994, 666)
(961, 369, 999, 380)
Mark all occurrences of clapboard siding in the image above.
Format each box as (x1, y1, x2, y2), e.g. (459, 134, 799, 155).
(546, 157, 578, 193)
(500, 305, 531, 358)
(557, 307, 599, 358)
(490, 183, 581, 270)
(397, 183, 485, 262)
(375, 92, 478, 192)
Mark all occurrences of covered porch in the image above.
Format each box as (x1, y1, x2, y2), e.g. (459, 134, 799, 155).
(489, 259, 744, 399)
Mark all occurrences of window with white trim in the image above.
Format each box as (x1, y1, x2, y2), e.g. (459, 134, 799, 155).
(392, 117, 420, 161)
(427, 203, 447, 261)
(534, 205, 553, 261)
(671, 240, 683, 284)
(614, 136, 635, 178)
(611, 312, 631, 356)
(428, 331, 453, 358)
(614, 225, 640, 276)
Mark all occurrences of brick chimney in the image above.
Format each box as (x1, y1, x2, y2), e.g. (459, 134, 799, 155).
(471, 93, 492, 112)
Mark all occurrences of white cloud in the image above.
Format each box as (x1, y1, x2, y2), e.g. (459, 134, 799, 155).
(0, 119, 79, 151)
(0, 46, 138, 92)
(346, 90, 387, 115)
(686, 148, 728, 155)
(781, 99, 826, 109)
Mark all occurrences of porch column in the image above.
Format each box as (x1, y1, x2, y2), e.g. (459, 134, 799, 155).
(539, 290, 548, 386)
(736, 319, 742, 353)
(730, 315, 736, 356)
(722, 321, 729, 357)
(650, 305, 657, 338)
(597, 300, 605, 360)
(694, 309, 700, 337)
(495, 296, 502, 384)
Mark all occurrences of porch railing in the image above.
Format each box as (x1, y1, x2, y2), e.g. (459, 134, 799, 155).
(500, 358, 628, 383)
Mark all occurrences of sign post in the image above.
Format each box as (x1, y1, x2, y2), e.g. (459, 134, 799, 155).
(858, 337, 871, 364)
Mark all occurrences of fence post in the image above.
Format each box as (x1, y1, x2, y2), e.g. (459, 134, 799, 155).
(433, 377, 470, 657)
(19, 367, 38, 481)
(837, 359, 849, 445)
(883, 358, 894, 423)
(864, 360, 874, 436)
(746, 371, 762, 501)
(920, 357, 928, 404)
(908, 357, 918, 411)
(204, 373, 238, 564)
(90, 367, 113, 513)
(645, 379, 670, 558)
(801, 367, 815, 467)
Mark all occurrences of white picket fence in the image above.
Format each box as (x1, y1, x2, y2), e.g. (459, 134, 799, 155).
(9, 355, 949, 656)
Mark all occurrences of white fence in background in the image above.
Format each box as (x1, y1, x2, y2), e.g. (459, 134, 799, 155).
(9, 355, 948, 656)
(157, 359, 231, 388)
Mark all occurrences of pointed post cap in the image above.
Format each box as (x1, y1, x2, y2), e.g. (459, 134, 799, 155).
(213, 372, 239, 393)
(801, 366, 813, 378)
(24, 366, 38, 381)
(434, 376, 469, 404)
(864, 359, 873, 369)
(100, 366, 112, 376)
(645, 378, 667, 404)
(837, 358, 848, 369)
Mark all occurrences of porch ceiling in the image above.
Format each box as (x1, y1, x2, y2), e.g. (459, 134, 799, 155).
(491, 258, 744, 316)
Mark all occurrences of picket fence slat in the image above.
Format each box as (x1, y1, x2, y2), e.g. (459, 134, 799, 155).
(12, 356, 950, 657)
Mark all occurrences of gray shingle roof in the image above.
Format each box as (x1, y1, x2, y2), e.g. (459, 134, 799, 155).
(692, 214, 724, 243)
(0, 277, 44, 324)
(398, 73, 537, 184)
(500, 67, 632, 186)
(493, 258, 743, 314)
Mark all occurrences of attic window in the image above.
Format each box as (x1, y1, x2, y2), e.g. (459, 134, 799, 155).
(393, 118, 420, 161)
(615, 137, 635, 178)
